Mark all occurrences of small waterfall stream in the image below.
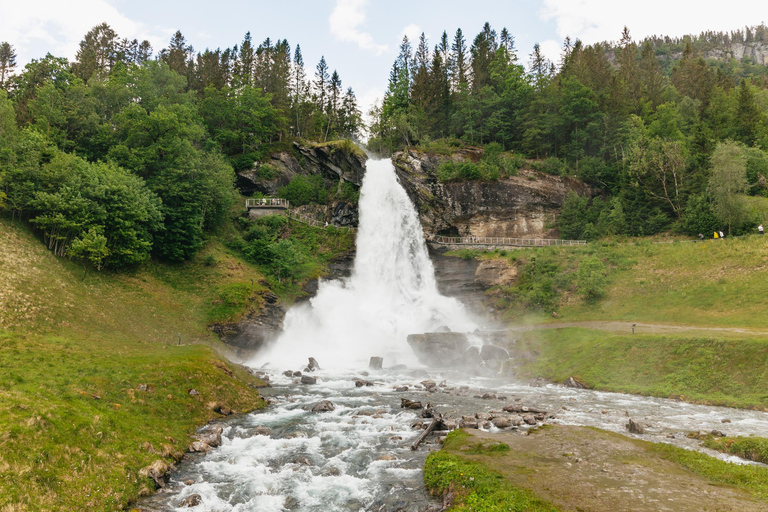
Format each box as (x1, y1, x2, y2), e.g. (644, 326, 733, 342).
(138, 159, 768, 512)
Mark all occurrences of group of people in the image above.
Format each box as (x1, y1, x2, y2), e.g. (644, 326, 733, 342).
(697, 224, 765, 241)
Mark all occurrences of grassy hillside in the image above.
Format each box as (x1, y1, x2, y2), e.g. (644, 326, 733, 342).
(460, 234, 768, 328)
(0, 218, 270, 511)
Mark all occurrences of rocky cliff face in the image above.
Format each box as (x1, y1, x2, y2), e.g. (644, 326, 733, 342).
(237, 142, 367, 196)
(392, 150, 592, 238)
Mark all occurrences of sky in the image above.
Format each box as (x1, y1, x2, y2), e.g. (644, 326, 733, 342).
(1, 0, 765, 114)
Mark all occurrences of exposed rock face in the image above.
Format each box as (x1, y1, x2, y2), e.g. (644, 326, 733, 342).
(292, 142, 367, 186)
(210, 291, 285, 352)
(606, 41, 768, 67)
(392, 149, 592, 238)
(237, 143, 367, 196)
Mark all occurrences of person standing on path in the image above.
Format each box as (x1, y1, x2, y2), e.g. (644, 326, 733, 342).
(759, 224, 764, 235)
(720, 230, 725, 239)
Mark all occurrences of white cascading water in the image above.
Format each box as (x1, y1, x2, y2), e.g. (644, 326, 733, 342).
(254, 158, 477, 369)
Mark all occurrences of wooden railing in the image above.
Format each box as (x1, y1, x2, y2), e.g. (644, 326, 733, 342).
(245, 198, 291, 209)
(285, 209, 356, 232)
(427, 235, 586, 247)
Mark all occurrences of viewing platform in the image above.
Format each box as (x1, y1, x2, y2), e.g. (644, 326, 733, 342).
(427, 234, 586, 249)
(245, 198, 291, 209)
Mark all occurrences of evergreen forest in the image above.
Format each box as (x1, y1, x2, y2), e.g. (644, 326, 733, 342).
(370, 23, 768, 238)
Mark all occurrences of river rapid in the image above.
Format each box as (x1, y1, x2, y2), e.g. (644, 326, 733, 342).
(137, 158, 768, 511)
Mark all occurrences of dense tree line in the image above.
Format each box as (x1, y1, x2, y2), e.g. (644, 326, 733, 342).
(370, 23, 768, 238)
(0, 24, 362, 268)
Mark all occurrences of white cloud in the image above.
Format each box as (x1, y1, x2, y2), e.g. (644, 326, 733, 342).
(399, 24, 422, 45)
(329, 0, 389, 55)
(538, 39, 562, 66)
(539, 0, 762, 46)
(0, 0, 168, 65)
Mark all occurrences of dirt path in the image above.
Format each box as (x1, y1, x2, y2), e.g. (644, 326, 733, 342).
(459, 427, 766, 512)
(506, 321, 768, 337)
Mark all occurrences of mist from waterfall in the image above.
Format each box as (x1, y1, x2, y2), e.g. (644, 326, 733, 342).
(253, 158, 477, 370)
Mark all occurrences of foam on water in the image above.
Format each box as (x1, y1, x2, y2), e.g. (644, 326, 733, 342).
(253, 158, 477, 370)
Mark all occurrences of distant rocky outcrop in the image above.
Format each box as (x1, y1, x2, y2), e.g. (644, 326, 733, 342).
(392, 149, 592, 239)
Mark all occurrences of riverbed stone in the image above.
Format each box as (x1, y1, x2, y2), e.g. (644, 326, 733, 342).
(253, 426, 272, 436)
(308, 357, 321, 371)
(301, 375, 317, 384)
(355, 379, 374, 387)
(139, 459, 171, 488)
(492, 417, 512, 429)
(459, 417, 478, 429)
(369, 356, 384, 370)
(311, 400, 335, 412)
(627, 418, 646, 434)
(522, 414, 537, 425)
(179, 493, 202, 507)
(401, 398, 423, 409)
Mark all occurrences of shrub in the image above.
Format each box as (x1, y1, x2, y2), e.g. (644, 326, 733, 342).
(335, 181, 360, 204)
(576, 255, 607, 301)
(255, 163, 281, 180)
(277, 175, 328, 206)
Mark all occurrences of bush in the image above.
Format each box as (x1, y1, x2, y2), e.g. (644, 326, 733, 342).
(255, 163, 281, 180)
(277, 175, 328, 206)
(335, 181, 360, 204)
(576, 255, 607, 301)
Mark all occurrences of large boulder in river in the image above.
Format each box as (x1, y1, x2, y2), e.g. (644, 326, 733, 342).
(480, 344, 510, 362)
(407, 332, 470, 367)
(311, 400, 335, 413)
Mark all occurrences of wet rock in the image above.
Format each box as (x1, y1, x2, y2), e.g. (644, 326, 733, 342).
(522, 414, 537, 425)
(139, 459, 171, 488)
(401, 398, 423, 409)
(187, 388, 199, 396)
(721, 418, 732, 423)
(179, 494, 202, 508)
(253, 426, 272, 436)
(293, 456, 312, 465)
(307, 357, 321, 371)
(459, 417, 478, 429)
(421, 379, 436, 389)
(283, 370, 294, 377)
(369, 356, 384, 370)
(480, 344, 510, 362)
(377, 454, 397, 461)
(395, 386, 409, 392)
(710, 429, 726, 437)
(475, 412, 491, 421)
(407, 332, 470, 367)
(492, 417, 512, 429)
(284, 496, 300, 510)
(463, 346, 484, 367)
(627, 418, 646, 434)
(482, 421, 493, 429)
(355, 379, 374, 387)
(440, 419, 458, 430)
(301, 375, 317, 385)
(480, 393, 496, 399)
(534, 413, 547, 421)
(311, 400, 335, 413)
(293, 371, 302, 377)
(564, 376, 587, 389)
(207, 402, 232, 415)
(183, 479, 195, 485)
(503, 404, 547, 414)
(188, 441, 211, 453)
(196, 427, 223, 448)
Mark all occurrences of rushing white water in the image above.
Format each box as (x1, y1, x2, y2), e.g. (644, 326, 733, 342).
(254, 159, 477, 370)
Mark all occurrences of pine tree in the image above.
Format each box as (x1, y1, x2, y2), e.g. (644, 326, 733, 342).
(234, 32, 255, 87)
(450, 28, 467, 91)
(315, 56, 330, 112)
(161, 31, 194, 76)
(411, 33, 431, 109)
(0, 42, 17, 89)
(735, 79, 761, 146)
(74, 23, 119, 82)
(292, 45, 307, 136)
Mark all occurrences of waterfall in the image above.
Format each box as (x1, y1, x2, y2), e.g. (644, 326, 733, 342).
(254, 158, 477, 369)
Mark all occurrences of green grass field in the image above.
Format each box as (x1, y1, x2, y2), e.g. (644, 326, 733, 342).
(0, 218, 270, 511)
